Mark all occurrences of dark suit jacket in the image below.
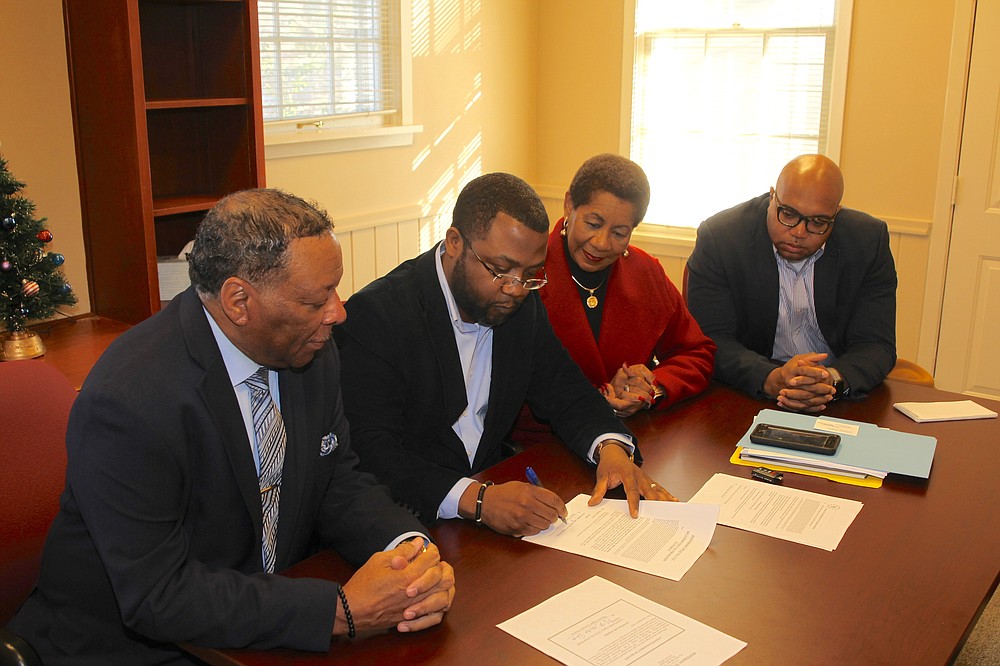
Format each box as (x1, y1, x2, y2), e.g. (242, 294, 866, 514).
(8, 288, 422, 664)
(686, 193, 897, 399)
(334, 247, 634, 523)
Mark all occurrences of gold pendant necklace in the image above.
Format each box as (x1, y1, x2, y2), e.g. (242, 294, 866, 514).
(570, 274, 606, 309)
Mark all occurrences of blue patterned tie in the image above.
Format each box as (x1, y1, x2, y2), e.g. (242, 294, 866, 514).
(245, 366, 286, 573)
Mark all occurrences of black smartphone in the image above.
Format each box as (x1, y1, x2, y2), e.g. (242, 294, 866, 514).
(749, 423, 841, 456)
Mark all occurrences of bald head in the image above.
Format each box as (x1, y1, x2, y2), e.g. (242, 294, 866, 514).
(775, 154, 844, 211)
(766, 155, 845, 261)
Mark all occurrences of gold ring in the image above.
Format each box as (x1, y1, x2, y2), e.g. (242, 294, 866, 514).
(650, 483, 658, 489)
(625, 384, 631, 393)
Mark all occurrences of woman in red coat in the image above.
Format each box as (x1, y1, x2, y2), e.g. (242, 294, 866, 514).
(541, 154, 715, 417)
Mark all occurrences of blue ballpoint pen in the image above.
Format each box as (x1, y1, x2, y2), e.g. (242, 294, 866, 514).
(525, 466, 568, 524)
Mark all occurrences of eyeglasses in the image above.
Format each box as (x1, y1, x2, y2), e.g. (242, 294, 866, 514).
(772, 190, 837, 235)
(458, 231, 548, 291)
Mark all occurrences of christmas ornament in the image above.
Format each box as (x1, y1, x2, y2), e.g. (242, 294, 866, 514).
(59, 282, 73, 295)
(37, 230, 53, 242)
(49, 253, 65, 266)
(21, 280, 40, 297)
(2, 215, 15, 232)
(0, 260, 12, 272)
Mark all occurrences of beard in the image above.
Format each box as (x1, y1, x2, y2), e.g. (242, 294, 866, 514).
(451, 252, 523, 327)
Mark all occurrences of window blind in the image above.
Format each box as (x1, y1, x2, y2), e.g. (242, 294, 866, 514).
(631, 1, 840, 228)
(258, 0, 398, 123)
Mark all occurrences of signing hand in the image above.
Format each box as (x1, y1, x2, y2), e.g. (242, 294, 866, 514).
(588, 441, 677, 517)
(459, 480, 567, 537)
(338, 539, 455, 635)
(763, 353, 835, 413)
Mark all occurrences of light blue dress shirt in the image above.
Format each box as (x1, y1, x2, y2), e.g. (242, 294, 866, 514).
(771, 246, 835, 364)
(203, 306, 424, 553)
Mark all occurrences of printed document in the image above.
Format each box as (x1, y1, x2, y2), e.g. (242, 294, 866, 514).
(522, 494, 718, 581)
(688, 473, 862, 551)
(498, 576, 746, 666)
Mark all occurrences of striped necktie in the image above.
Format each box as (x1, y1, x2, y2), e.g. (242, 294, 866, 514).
(245, 366, 286, 573)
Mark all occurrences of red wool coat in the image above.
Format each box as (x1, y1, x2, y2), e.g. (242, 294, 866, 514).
(540, 223, 716, 409)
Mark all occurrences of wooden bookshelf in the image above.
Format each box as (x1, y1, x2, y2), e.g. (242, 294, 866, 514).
(63, 0, 265, 324)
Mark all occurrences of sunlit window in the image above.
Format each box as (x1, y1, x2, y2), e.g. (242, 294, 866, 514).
(630, 1, 851, 228)
(259, 0, 401, 129)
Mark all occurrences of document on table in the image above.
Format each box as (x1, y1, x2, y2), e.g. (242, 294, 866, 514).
(498, 576, 746, 666)
(688, 473, 862, 551)
(522, 494, 719, 581)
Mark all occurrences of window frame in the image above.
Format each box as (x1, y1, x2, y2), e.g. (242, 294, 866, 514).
(259, 0, 422, 159)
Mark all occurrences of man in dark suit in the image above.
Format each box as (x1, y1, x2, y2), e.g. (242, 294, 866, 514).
(334, 173, 675, 538)
(7, 189, 455, 664)
(686, 154, 897, 412)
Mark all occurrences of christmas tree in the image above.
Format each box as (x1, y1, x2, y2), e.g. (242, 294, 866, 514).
(0, 155, 77, 335)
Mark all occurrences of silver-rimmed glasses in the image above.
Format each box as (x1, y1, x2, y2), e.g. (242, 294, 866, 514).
(458, 231, 548, 290)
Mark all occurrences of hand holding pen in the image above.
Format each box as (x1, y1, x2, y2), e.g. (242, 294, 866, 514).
(526, 467, 568, 525)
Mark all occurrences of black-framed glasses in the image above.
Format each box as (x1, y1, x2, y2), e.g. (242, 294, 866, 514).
(772, 190, 837, 235)
(458, 231, 548, 291)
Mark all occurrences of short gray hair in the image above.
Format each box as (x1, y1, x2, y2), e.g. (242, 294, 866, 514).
(187, 188, 333, 296)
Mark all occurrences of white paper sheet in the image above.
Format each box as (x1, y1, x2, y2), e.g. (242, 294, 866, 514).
(894, 400, 998, 422)
(498, 576, 746, 666)
(522, 494, 719, 581)
(688, 473, 862, 551)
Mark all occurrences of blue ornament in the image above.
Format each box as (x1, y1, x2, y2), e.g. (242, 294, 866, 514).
(59, 282, 73, 295)
(2, 215, 15, 232)
(49, 253, 65, 267)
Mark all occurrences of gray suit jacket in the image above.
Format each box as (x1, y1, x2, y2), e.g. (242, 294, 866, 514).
(686, 193, 897, 398)
(8, 287, 422, 664)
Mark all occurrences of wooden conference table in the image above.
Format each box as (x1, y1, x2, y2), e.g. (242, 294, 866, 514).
(185, 381, 1000, 665)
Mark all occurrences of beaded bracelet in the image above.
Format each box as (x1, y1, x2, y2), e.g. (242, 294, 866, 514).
(337, 585, 356, 638)
(475, 481, 493, 525)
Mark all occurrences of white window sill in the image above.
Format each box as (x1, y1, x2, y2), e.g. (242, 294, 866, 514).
(630, 224, 697, 258)
(264, 123, 423, 160)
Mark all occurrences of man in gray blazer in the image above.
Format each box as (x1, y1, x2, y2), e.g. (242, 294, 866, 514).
(687, 154, 897, 412)
(7, 189, 455, 664)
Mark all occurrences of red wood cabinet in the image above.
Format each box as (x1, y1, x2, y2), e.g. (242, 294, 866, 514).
(63, 0, 265, 324)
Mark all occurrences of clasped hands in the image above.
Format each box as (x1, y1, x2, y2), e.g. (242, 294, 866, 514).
(764, 352, 838, 413)
(602, 363, 659, 417)
(338, 538, 455, 636)
(459, 441, 676, 537)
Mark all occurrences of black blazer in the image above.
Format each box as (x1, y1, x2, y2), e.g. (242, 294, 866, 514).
(334, 247, 634, 523)
(686, 193, 897, 398)
(8, 288, 422, 664)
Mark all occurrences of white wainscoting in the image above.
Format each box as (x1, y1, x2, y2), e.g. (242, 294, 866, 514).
(334, 206, 449, 300)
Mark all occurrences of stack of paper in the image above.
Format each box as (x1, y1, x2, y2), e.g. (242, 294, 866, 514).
(739, 447, 886, 479)
(893, 400, 998, 423)
(734, 409, 937, 483)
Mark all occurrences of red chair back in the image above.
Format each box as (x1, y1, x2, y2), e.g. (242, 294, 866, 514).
(0, 360, 76, 624)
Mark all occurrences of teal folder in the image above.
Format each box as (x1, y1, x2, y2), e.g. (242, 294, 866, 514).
(739, 409, 937, 478)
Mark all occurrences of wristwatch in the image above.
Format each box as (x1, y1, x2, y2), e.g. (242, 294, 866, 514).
(594, 440, 634, 464)
(828, 367, 850, 401)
